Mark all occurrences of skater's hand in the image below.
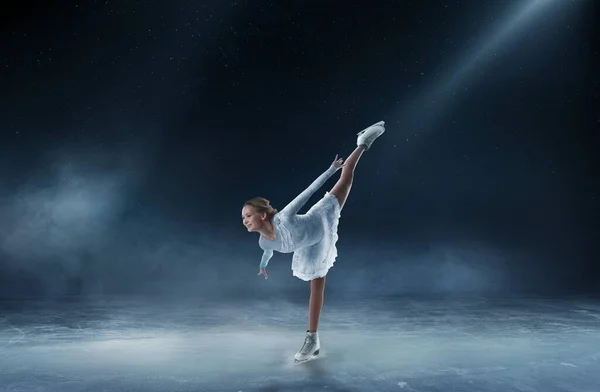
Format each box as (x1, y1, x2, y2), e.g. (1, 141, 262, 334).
(332, 154, 345, 170)
(258, 268, 268, 280)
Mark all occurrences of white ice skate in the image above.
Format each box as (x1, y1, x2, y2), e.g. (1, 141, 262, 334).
(357, 120, 385, 150)
(294, 331, 320, 363)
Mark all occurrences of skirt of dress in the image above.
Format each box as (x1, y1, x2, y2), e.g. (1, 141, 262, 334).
(291, 192, 342, 281)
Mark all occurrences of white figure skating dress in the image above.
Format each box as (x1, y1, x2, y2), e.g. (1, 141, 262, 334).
(258, 165, 342, 281)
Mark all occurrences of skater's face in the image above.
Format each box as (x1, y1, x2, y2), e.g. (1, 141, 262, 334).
(241, 205, 267, 232)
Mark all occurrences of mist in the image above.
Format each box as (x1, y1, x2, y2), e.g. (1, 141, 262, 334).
(0, 156, 532, 300)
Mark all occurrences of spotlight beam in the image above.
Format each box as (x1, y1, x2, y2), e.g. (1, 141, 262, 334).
(391, 0, 561, 135)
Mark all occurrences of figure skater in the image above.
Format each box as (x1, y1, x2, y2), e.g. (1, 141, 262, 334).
(241, 121, 385, 363)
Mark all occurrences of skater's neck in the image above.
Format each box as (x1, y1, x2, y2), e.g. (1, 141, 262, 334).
(259, 219, 277, 241)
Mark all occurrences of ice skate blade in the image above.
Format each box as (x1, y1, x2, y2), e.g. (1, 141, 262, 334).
(357, 121, 385, 136)
(294, 349, 320, 364)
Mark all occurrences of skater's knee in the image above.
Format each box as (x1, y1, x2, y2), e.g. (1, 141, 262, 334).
(340, 169, 354, 184)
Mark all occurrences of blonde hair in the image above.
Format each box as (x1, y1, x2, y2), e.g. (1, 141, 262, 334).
(243, 197, 278, 219)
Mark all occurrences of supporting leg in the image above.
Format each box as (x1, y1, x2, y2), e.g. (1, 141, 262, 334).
(329, 145, 366, 210)
(308, 276, 326, 332)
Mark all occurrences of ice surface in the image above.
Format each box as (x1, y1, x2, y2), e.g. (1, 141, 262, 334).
(1, 295, 599, 391)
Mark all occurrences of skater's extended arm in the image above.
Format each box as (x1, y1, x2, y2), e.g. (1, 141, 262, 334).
(280, 164, 338, 216)
(259, 249, 273, 269)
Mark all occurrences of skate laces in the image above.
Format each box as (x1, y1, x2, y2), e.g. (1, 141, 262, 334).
(300, 335, 316, 354)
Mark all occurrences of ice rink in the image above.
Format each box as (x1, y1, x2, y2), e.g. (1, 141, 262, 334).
(1, 294, 599, 391)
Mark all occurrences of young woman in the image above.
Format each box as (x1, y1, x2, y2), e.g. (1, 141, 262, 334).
(241, 121, 385, 363)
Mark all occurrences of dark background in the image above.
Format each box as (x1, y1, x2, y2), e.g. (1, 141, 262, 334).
(1, 0, 598, 299)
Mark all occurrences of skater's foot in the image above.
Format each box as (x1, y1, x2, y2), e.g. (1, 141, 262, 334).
(357, 121, 385, 150)
(294, 330, 320, 363)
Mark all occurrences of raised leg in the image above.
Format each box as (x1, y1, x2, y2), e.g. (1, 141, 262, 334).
(308, 276, 326, 332)
(329, 145, 366, 210)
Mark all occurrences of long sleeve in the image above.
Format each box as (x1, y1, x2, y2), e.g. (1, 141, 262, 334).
(280, 165, 338, 216)
(259, 249, 273, 269)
